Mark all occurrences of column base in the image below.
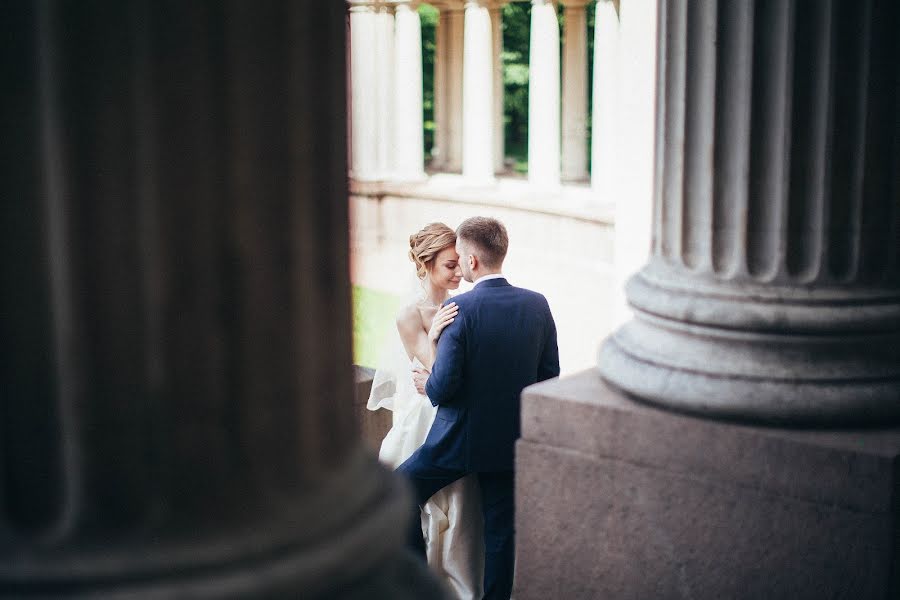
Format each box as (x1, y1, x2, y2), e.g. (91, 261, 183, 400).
(0, 451, 449, 599)
(515, 370, 900, 600)
(598, 267, 900, 426)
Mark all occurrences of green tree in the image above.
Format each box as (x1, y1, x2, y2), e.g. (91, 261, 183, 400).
(420, 4, 438, 160)
(419, 2, 597, 176)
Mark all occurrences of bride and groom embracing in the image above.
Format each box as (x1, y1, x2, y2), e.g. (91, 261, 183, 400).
(367, 217, 560, 600)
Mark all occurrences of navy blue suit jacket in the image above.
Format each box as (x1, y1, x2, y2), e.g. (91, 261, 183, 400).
(423, 278, 560, 472)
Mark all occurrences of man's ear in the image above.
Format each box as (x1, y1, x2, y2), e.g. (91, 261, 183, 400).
(468, 254, 477, 270)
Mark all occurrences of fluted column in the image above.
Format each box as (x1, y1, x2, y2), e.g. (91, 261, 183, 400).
(446, 3, 465, 172)
(561, 0, 589, 181)
(392, 0, 426, 180)
(433, 6, 449, 169)
(527, 0, 561, 187)
(349, 1, 379, 180)
(590, 0, 621, 194)
(462, 0, 494, 182)
(599, 0, 900, 424)
(490, 2, 505, 174)
(375, 4, 396, 178)
(0, 1, 445, 596)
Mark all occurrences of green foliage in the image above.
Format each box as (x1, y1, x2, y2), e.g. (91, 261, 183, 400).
(418, 2, 598, 174)
(420, 4, 438, 158)
(352, 285, 402, 368)
(502, 3, 531, 166)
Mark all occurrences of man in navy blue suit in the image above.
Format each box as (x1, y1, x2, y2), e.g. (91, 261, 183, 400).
(398, 216, 560, 600)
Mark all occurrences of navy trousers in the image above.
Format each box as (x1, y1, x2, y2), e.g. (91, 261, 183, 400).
(396, 453, 515, 600)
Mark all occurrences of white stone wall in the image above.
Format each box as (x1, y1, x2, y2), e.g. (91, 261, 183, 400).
(350, 187, 616, 374)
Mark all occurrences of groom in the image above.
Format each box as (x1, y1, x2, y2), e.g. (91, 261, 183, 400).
(399, 216, 560, 600)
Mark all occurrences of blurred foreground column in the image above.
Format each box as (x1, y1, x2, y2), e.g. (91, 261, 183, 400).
(516, 1, 900, 598)
(0, 2, 446, 598)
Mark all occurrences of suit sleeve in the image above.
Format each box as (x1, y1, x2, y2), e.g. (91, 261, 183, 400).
(537, 304, 560, 382)
(424, 310, 466, 406)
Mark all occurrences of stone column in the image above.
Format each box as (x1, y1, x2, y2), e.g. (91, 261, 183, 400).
(462, 0, 494, 183)
(590, 0, 621, 195)
(527, 0, 561, 187)
(349, 1, 379, 180)
(560, 0, 589, 182)
(515, 2, 900, 597)
(600, 0, 900, 425)
(611, 0, 657, 326)
(0, 1, 446, 597)
(432, 6, 449, 169)
(490, 2, 506, 174)
(446, 3, 465, 172)
(392, 1, 426, 180)
(375, 3, 396, 178)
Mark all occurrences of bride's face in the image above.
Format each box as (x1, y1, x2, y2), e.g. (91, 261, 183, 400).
(427, 245, 463, 290)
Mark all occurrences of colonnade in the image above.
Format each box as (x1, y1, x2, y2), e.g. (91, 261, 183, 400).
(348, 0, 621, 188)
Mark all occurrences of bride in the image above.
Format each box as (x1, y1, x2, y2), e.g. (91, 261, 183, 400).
(367, 223, 484, 599)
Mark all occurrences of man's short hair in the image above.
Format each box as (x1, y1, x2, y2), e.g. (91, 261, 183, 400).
(456, 217, 509, 268)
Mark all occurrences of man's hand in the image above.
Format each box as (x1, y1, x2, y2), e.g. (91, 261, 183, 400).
(412, 367, 430, 396)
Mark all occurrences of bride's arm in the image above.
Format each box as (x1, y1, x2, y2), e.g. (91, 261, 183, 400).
(396, 305, 433, 370)
(396, 303, 458, 372)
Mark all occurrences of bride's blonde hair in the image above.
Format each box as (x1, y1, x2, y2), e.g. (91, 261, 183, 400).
(409, 223, 456, 279)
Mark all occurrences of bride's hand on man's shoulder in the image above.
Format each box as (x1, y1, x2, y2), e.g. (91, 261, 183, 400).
(428, 302, 459, 344)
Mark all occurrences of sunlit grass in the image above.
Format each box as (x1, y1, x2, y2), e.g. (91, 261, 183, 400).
(352, 286, 403, 368)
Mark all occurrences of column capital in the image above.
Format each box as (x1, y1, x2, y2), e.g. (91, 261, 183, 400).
(431, 1, 466, 10)
(347, 0, 395, 12)
(348, 1, 377, 14)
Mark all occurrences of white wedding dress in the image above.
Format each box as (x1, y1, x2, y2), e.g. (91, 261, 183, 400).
(367, 321, 484, 600)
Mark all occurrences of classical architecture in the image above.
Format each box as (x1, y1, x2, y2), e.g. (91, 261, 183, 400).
(347, 0, 613, 186)
(6, 0, 896, 598)
(346, 0, 653, 373)
(517, 0, 900, 598)
(1, 2, 444, 597)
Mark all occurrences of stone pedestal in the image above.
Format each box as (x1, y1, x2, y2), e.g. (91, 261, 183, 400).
(0, 2, 445, 597)
(517, 1, 900, 597)
(354, 367, 392, 453)
(515, 371, 900, 600)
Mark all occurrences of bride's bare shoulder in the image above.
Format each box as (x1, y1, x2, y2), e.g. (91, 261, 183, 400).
(395, 303, 427, 354)
(396, 302, 424, 331)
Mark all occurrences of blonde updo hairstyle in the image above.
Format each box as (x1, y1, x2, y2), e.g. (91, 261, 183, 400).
(409, 223, 457, 279)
